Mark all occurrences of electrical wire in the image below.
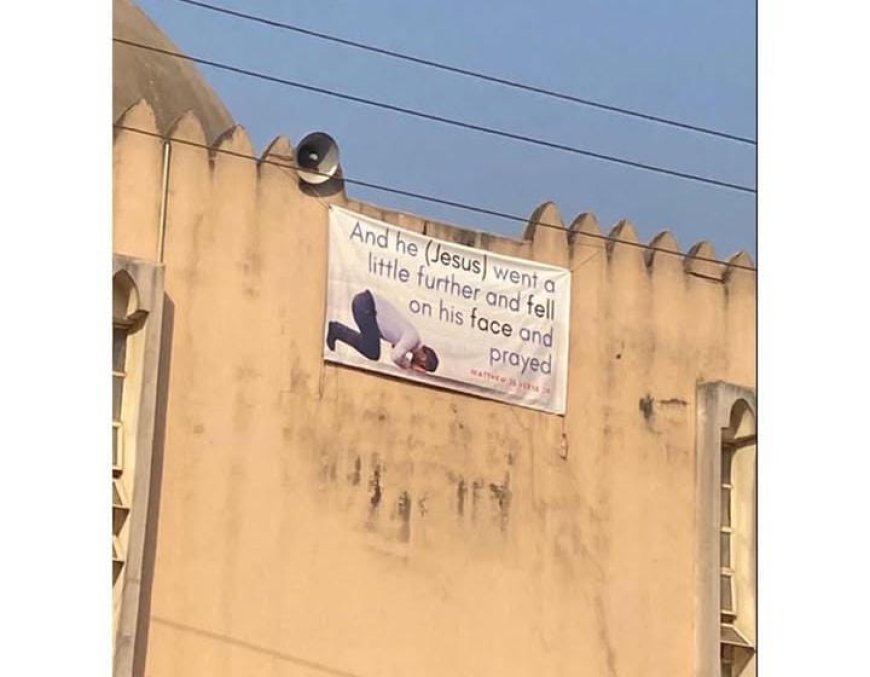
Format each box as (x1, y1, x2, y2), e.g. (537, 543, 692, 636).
(112, 123, 757, 272)
(113, 38, 757, 195)
(172, 0, 756, 146)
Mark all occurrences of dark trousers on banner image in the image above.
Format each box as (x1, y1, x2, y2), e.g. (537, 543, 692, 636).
(327, 290, 382, 361)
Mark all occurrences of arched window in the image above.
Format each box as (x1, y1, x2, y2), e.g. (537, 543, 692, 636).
(112, 270, 143, 587)
(110, 256, 166, 673)
(113, 271, 138, 481)
(719, 399, 756, 676)
(696, 383, 757, 677)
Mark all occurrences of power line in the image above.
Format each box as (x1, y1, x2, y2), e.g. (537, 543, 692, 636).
(112, 123, 757, 272)
(113, 38, 756, 195)
(172, 0, 756, 146)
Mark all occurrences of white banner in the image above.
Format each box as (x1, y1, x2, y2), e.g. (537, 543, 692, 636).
(323, 206, 571, 414)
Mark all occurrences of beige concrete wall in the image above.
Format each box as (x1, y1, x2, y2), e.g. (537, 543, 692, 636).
(113, 102, 755, 677)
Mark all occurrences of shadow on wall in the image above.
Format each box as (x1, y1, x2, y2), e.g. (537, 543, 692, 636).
(132, 295, 174, 677)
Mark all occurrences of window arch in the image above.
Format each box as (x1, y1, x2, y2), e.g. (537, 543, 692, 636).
(696, 382, 757, 677)
(719, 399, 756, 676)
(113, 269, 142, 323)
(110, 256, 166, 675)
(112, 271, 141, 590)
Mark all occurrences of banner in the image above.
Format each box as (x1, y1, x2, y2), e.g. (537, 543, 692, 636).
(323, 206, 571, 414)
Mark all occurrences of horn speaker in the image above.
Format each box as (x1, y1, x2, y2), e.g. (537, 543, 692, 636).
(295, 132, 340, 185)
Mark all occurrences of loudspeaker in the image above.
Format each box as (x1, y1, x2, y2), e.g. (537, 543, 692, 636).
(295, 132, 340, 185)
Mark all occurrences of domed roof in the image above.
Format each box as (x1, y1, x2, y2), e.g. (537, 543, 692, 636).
(113, 0, 234, 141)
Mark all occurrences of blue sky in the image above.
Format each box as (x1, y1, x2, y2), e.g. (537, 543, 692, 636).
(135, 0, 756, 258)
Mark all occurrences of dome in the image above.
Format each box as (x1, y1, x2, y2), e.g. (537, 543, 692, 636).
(113, 0, 234, 141)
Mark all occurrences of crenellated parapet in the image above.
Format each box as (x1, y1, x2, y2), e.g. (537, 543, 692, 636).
(114, 102, 753, 291)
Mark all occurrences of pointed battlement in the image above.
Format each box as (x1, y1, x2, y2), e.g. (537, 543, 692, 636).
(113, 106, 755, 297)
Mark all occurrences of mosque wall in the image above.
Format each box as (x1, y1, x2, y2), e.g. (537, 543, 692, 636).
(113, 101, 755, 677)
